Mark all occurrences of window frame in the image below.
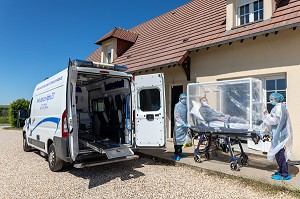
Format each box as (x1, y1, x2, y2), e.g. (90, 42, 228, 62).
(139, 88, 161, 112)
(237, 0, 263, 26)
(259, 75, 287, 112)
(253, 0, 263, 21)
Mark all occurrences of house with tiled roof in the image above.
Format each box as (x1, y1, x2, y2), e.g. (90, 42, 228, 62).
(87, 0, 300, 160)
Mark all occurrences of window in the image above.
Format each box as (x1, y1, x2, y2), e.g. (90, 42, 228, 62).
(105, 45, 113, 64)
(139, 88, 161, 111)
(92, 99, 105, 112)
(238, 0, 263, 26)
(262, 76, 287, 112)
(240, 4, 250, 25)
(254, 0, 263, 21)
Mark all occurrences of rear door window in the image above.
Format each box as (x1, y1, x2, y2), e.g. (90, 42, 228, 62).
(139, 88, 161, 111)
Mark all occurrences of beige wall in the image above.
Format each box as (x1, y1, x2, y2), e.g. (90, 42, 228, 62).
(226, 0, 237, 30)
(101, 38, 117, 63)
(189, 28, 300, 160)
(264, 0, 276, 20)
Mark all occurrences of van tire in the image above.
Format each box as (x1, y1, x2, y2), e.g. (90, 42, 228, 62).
(23, 134, 31, 152)
(48, 143, 64, 172)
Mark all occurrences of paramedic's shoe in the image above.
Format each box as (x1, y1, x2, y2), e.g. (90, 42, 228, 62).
(179, 153, 188, 158)
(271, 174, 292, 181)
(173, 155, 181, 161)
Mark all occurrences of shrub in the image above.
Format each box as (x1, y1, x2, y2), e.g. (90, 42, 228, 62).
(8, 98, 30, 127)
(0, 105, 9, 124)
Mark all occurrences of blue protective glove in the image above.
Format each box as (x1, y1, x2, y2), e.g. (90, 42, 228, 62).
(182, 123, 190, 128)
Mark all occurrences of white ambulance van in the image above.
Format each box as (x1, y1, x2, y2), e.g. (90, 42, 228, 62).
(23, 59, 166, 171)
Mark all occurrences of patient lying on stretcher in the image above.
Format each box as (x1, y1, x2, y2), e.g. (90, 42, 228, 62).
(200, 97, 247, 124)
(190, 97, 262, 129)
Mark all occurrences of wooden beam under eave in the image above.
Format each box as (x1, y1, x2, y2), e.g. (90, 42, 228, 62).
(181, 56, 191, 81)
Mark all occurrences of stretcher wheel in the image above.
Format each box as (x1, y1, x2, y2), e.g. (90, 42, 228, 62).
(205, 153, 211, 160)
(194, 155, 202, 163)
(240, 158, 248, 166)
(230, 161, 240, 171)
(214, 150, 218, 157)
(242, 153, 248, 160)
(221, 144, 227, 153)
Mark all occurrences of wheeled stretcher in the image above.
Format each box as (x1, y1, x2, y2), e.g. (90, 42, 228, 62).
(187, 78, 267, 170)
(189, 125, 263, 171)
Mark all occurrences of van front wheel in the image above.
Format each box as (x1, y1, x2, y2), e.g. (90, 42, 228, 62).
(23, 134, 31, 152)
(48, 143, 63, 172)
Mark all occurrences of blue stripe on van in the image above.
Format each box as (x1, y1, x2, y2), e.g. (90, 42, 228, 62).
(32, 117, 60, 132)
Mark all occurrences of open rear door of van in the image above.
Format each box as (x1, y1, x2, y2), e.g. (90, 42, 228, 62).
(134, 73, 166, 147)
(67, 60, 79, 161)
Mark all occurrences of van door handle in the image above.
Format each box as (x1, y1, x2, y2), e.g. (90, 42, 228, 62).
(146, 114, 154, 121)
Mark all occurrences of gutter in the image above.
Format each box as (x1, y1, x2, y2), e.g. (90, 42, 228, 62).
(129, 61, 179, 74)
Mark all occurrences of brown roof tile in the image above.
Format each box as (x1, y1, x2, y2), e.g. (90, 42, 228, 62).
(88, 0, 300, 72)
(95, 27, 138, 45)
(86, 47, 101, 62)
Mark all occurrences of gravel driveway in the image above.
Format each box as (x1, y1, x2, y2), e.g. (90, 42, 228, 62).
(0, 127, 297, 199)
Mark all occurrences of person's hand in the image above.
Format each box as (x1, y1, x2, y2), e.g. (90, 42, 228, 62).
(182, 123, 190, 128)
(262, 108, 269, 115)
(218, 117, 225, 121)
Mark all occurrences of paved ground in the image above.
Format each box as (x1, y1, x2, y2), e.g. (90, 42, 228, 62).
(137, 138, 300, 192)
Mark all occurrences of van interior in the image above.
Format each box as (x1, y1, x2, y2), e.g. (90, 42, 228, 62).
(74, 72, 134, 160)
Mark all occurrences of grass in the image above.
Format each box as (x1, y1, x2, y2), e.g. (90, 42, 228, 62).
(0, 117, 9, 124)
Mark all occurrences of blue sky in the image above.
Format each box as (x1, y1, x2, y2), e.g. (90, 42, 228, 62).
(0, 0, 190, 105)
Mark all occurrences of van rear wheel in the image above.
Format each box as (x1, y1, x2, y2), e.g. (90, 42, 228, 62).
(23, 134, 31, 152)
(48, 143, 64, 172)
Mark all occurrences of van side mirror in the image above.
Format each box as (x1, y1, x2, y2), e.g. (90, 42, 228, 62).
(18, 109, 27, 119)
(17, 109, 28, 128)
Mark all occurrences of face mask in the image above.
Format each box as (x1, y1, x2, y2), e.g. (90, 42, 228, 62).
(271, 101, 277, 106)
(202, 101, 209, 106)
(180, 99, 186, 104)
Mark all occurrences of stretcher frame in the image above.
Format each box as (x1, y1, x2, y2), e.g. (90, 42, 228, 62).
(189, 125, 262, 171)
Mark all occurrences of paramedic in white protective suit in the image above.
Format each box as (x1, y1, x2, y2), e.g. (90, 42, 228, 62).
(173, 93, 190, 161)
(262, 92, 293, 181)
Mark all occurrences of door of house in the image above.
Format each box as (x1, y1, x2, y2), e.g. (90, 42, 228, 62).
(170, 85, 183, 138)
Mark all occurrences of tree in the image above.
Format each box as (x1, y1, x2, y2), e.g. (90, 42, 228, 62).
(8, 98, 30, 127)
